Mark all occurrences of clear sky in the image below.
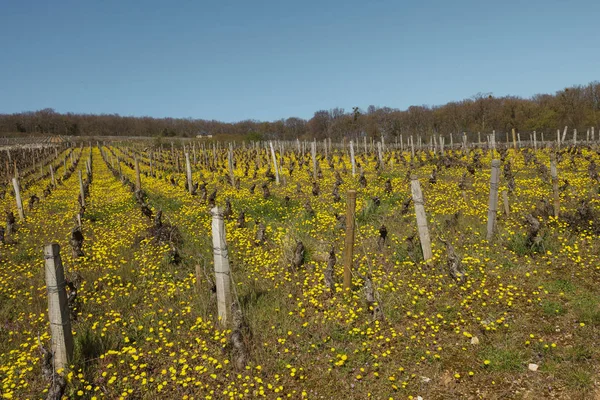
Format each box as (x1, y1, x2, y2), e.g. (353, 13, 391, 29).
(1, 0, 598, 122)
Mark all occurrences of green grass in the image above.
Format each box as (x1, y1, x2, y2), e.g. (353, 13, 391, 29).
(479, 347, 525, 372)
(541, 300, 567, 316)
(564, 367, 594, 391)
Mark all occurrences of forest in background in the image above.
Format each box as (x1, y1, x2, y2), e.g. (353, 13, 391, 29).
(1, 81, 598, 141)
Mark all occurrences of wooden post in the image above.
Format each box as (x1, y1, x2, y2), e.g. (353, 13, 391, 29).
(486, 160, 501, 241)
(562, 126, 568, 143)
(311, 140, 317, 180)
(410, 135, 415, 158)
(44, 243, 74, 372)
(50, 165, 56, 186)
(228, 144, 235, 184)
(511, 128, 517, 149)
(349, 140, 356, 177)
(551, 154, 559, 218)
(185, 153, 193, 194)
(195, 263, 202, 293)
(12, 177, 24, 221)
(502, 190, 510, 216)
(269, 141, 280, 185)
(410, 176, 433, 262)
(134, 156, 141, 190)
(343, 190, 357, 290)
(533, 131, 537, 150)
(211, 207, 232, 326)
(151, 152, 156, 177)
(377, 142, 384, 169)
(78, 171, 86, 207)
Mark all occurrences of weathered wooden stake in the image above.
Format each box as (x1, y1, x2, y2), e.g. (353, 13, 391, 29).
(185, 153, 193, 194)
(44, 243, 74, 372)
(410, 176, 433, 262)
(134, 156, 141, 190)
(486, 160, 501, 241)
(195, 263, 202, 293)
(502, 190, 510, 216)
(349, 140, 356, 177)
(228, 145, 235, 184)
(311, 141, 317, 180)
(269, 141, 280, 185)
(211, 207, 232, 326)
(50, 165, 56, 186)
(78, 171, 86, 207)
(551, 154, 559, 218)
(12, 177, 24, 220)
(343, 190, 357, 290)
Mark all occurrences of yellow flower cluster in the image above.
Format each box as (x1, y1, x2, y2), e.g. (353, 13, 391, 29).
(1, 145, 599, 399)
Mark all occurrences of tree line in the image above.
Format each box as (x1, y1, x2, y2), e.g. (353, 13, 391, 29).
(1, 80, 598, 141)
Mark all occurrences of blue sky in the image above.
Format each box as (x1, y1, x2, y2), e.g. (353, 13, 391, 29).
(1, 0, 598, 122)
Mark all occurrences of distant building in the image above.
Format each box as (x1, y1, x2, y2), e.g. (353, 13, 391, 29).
(196, 131, 213, 138)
